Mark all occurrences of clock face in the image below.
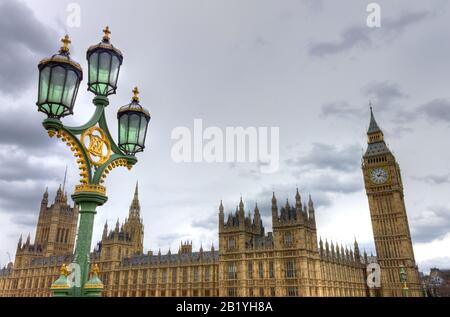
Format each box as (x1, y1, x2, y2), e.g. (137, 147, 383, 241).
(370, 167, 388, 184)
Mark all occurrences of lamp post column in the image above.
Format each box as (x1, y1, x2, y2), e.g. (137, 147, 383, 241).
(71, 190, 108, 297)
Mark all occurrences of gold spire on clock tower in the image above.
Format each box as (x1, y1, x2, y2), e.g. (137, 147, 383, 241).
(362, 105, 423, 297)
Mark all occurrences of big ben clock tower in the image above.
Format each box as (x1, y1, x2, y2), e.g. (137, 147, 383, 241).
(362, 107, 422, 297)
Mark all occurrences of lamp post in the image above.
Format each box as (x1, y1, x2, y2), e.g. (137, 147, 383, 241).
(400, 265, 409, 297)
(37, 28, 151, 297)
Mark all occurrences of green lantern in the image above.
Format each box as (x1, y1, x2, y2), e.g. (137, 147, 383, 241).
(86, 26, 123, 96)
(117, 87, 151, 155)
(37, 35, 82, 118)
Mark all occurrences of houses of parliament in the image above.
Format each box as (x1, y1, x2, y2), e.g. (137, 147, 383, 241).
(0, 110, 423, 297)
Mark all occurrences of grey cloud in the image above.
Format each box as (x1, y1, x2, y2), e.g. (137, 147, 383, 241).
(411, 207, 450, 243)
(0, 0, 58, 95)
(305, 174, 362, 195)
(0, 146, 63, 182)
(321, 81, 407, 121)
(155, 233, 186, 249)
(418, 98, 450, 123)
(309, 25, 372, 58)
(418, 257, 450, 273)
(361, 81, 408, 110)
(0, 106, 57, 151)
(0, 181, 56, 215)
(309, 11, 430, 58)
(287, 143, 361, 173)
(10, 214, 37, 227)
(191, 212, 217, 231)
(413, 174, 450, 185)
(320, 101, 365, 119)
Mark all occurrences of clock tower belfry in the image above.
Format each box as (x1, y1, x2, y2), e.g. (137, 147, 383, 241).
(362, 107, 422, 297)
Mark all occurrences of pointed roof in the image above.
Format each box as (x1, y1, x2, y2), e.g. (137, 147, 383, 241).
(367, 105, 382, 134)
(129, 182, 140, 217)
(134, 181, 139, 199)
(364, 106, 391, 157)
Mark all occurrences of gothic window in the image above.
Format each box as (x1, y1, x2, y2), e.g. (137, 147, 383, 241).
(133, 270, 138, 284)
(172, 268, 177, 284)
(204, 267, 210, 282)
(142, 270, 147, 284)
(269, 261, 275, 278)
(287, 286, 298, 296)
(260, 287, 264, 296)
(258, 262, 264, 279)
(270, 287, 276, 296)
(193, 267, 199, 282)
(228, 262, 237, 280)
(247, 262, 253, 279)
(284, 231, 294, 247)
(162, 269, 167, 284)
(183, 268, 188, 283)
(228, 287, 237, 296)
(115, 272, 120, 285)
(228, 237, 236, 250)
(285, 260, 296, 278)
(151, 270, 156, 285)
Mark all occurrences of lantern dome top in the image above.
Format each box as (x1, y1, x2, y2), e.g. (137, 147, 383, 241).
(38, 35, 83, 75)
(87, 26, 123, 62)
(118, 87, 151, 118)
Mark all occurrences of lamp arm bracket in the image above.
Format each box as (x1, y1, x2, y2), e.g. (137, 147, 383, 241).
(65, 105, 105, 135)
(92, 153, 137, 185)
(54, 126, 93, 185)
(98, 111, 123, 155)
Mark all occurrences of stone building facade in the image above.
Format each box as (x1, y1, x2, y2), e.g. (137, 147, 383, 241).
(0, 109, 422, 297)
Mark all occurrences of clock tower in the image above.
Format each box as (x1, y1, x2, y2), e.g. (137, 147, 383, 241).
(362, 107, 422, 297)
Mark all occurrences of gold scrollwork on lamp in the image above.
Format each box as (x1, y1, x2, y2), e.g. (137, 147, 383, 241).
(99, 158, 132, 184)
(81, 126, 112, 166)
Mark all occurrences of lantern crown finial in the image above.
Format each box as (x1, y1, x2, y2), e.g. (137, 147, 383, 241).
(103, 26, 111, 42)
(132, 87, 140, 102)
(60, 34, 71, 53)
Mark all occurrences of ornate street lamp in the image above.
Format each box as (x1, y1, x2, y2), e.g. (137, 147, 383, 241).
(117, 87, 151, 155)
(37, 35, 82, 118)
(87, 26, 123, 96)
(37, 28, 151, 297)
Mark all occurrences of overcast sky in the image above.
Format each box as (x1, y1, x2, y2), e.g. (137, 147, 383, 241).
(0, 0, 449, 273)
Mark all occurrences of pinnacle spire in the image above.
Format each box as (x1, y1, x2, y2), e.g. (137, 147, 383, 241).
(134, 181, 139, 198)
(367, 104, 382, 134)
(129, 182, 140, 218)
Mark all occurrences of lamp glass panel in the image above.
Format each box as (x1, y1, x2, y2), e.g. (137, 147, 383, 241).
(62, 70, 77, 108)
(138, 116, 148, 147)
(48, 66, 66, 104)
(89, 52, 98, 87)
(98, 52, 112, 94)
(127, 113, 141, 150)
(38, 67, 50, 104)
(119, 114, 129, 146)
(109, 55, 120, 87)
